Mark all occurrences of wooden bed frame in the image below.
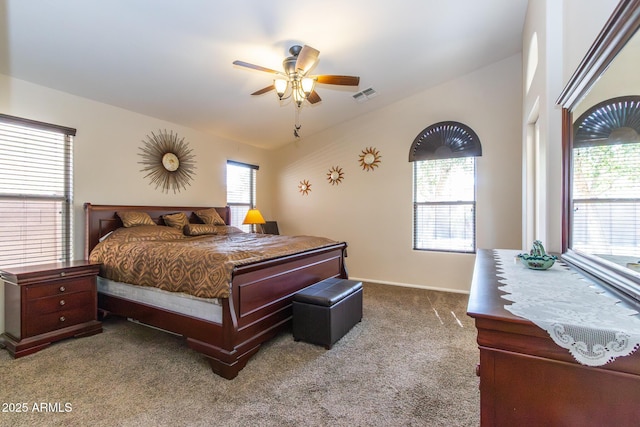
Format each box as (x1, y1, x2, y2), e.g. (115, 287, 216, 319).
(84, 203, 348, 379)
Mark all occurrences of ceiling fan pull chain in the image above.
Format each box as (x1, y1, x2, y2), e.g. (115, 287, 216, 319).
(294, 107, 302, 138)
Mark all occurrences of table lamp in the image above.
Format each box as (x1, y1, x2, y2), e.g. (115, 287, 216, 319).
(243, 208, 266, 233)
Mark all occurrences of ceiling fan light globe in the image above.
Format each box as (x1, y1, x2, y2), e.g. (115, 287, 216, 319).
(274, 79, 288, 98)
(301, 77, 315, 96)
(293, 89, 304, 107)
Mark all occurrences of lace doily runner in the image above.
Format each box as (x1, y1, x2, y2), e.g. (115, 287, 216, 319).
(494, 249, 640, 366)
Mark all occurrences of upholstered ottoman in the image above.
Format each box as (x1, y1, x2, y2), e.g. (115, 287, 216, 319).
(292, 278, 363, 349)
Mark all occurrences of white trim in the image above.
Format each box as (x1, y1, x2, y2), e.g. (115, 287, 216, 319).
(348, 277, 470, 295)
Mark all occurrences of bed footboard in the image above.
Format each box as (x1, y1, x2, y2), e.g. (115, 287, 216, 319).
(212, 243, 347, 379)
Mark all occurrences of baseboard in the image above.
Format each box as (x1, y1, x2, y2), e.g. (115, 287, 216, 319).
(347, 277, 470, 295)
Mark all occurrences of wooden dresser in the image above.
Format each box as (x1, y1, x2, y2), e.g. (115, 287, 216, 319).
(1, 260, 102, 358)
(467, 249, 640, 426)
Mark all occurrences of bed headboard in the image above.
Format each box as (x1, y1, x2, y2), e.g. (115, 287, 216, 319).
(84, 203, 231, 259)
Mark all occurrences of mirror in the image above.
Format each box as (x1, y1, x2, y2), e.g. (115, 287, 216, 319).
(559, 0, 640, 304)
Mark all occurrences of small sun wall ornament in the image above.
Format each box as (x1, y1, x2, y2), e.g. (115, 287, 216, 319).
(298, 179, 312, 196)
(359, 147, 381, 171)
(326, 166, 344, 185)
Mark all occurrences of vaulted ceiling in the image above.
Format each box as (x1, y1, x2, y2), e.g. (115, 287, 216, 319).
(0, 0, 528, 149)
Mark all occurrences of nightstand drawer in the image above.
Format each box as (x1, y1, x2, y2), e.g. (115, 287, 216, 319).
(25, 277, 94, 299)
(26, 306, 94, 337)
(26, 290, 94, 315)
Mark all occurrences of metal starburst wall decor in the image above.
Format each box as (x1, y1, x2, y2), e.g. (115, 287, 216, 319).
(298, 179, 312, 195)
(138, 130, 197, 193)
(326, 166, 344, 185)
(359, 147, 381, 171)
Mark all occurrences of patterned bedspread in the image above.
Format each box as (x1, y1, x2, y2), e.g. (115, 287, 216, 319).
(89, 228, 339, 299)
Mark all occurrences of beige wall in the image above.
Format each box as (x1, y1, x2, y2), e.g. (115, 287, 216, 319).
(521, 0, 564, 252)
(0, 73, 275, 250)
(562, 0, 621, 86)
(521, 0, 618, 255)
(0, 73, 274, 333)
(270, 55, 523, 293)
(573, 32, 640, 119)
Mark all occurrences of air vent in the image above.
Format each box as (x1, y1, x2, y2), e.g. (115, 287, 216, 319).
(352, 87, 378, 103)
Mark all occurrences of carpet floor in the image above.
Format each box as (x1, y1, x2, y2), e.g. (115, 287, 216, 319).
(0, 282, 480, 426)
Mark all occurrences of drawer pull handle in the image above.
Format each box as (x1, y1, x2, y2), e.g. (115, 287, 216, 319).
(59, 316, 66, 322)
(59, 286, 66, 292)
(60, 271, 66, 277)
(59, 300, 66, 306)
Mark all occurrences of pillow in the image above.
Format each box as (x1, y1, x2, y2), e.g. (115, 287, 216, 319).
(117, 211, 156, 227)
(184, 224, 244, 236)
(194, 208, 226, 225)
(215, 225, 245, 235)
(163, 212, 189, 230)
(105, 225, 184, 242)
(183, 224, 219, 236)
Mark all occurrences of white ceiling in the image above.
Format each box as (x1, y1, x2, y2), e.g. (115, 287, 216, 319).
(0, 0, 528, 150)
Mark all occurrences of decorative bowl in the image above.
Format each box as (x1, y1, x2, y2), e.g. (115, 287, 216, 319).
(517, 253, 557, 270)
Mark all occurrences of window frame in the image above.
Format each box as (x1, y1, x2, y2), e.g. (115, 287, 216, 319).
(412, 157, 477, 253)
(226, 160, 258, 232)
(409, 121, 481, 254)
(571, 104, 640, 257)
(0, 113, 75, 268)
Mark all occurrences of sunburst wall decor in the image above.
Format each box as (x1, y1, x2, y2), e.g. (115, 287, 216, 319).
(359, 147, 381, 171)
(138, 129, 197, 193)
(326, 166, 344, 185)
(298, 179, 312, 195)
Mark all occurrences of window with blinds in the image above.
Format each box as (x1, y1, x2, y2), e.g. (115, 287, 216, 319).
(226, 160, 258, 232)
(409, 121, 481, 253)
(572, 142, 640, 257)
(0, 114, 75, 268)
(413, 157, 476, 252)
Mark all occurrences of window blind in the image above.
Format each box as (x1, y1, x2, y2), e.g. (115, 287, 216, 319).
(226, 160, 258, 232)
(413, 157, 476, 252)
(572, 143, 640, 256)
(0, 114, 75, 268)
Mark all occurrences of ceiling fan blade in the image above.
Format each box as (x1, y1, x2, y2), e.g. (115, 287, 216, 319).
(315, 75, 360, 86)
(233, 60, 284, 75)
(307, 90, 321, 104)
(251, 85, 275, 96)
(295, 45, 320, 74)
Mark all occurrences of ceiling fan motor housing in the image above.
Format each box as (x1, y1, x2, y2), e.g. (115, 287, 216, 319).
(289, 45, 303, 56)
(283, 45, 303, 75)
(283, 56, 298, 76)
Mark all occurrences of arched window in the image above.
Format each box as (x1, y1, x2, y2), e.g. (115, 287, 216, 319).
(409, 121, 482, 252)
(571, 96, 640, 258)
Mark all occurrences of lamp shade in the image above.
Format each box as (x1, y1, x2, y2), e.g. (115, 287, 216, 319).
(301, 77, 315, 96)
(243, 208, 266, 225)
(274, 79, 288, 98)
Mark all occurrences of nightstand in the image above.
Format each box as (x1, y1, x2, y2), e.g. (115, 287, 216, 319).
(1, 260, 102, 358)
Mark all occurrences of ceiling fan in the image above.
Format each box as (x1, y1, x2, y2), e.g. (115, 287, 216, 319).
(233, 44, 360, 137)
